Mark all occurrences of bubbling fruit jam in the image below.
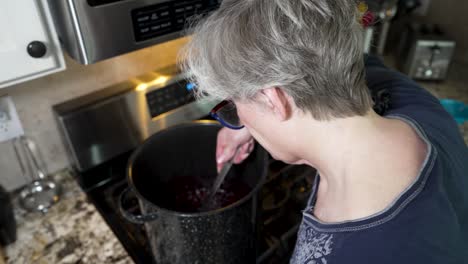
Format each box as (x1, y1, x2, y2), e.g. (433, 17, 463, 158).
(166, 177, 251, 213)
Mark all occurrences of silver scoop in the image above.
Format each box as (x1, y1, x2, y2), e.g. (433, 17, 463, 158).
(13, 136, 60, 214)
(201, 148, 239, 210)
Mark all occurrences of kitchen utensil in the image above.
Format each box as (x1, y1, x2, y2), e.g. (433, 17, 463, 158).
(119, 121, 268, 264)
(375, 0, 398, 55)
(201, 147, 240, 210)
(364, 0, 398, 55)
(0, 184, 16, 246)
(13, 136, 60, 213)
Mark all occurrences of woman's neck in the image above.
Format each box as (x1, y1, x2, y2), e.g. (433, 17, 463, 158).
(295, 111, 428, 222)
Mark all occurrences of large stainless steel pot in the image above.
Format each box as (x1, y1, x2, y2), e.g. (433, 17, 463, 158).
(119, 121, 268, 264)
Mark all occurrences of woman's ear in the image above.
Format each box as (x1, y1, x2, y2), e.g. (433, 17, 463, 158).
(259, 87, 292, 121)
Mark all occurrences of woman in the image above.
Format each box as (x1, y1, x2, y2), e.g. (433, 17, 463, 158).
(180, 0, 468, 263)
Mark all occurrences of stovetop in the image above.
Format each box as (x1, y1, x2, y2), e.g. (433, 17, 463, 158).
(77, 151, 316, 264)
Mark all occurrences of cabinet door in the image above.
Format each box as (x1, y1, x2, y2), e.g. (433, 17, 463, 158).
(0, 0, 65, 89)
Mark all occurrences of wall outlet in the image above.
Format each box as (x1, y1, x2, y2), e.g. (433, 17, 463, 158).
(0, 95, 24, 142)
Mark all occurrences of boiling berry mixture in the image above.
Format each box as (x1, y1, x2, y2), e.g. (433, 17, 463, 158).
(169, 178, 251, 212)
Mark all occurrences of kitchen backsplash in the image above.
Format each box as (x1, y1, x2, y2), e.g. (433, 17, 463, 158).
(0, 37, 188, 191)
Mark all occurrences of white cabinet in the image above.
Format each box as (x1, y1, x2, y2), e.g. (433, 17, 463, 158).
(0, 0, 65, 89)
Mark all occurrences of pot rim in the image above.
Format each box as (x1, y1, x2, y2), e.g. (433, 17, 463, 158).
(126, 120, 269, 218)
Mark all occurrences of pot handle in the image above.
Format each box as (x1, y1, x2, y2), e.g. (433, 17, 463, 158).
(119, 187, 158, 224)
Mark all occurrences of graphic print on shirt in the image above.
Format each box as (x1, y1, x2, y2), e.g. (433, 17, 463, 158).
(291, 223, 334, 264)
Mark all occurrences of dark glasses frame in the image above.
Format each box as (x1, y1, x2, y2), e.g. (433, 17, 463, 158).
(209, 100, 245, 130)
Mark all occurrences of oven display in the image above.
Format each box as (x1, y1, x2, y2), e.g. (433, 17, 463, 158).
(145, 80, 196, 118)
(132, 0, 220, 42)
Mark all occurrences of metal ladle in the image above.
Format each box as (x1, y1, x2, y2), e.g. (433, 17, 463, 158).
(13, 136, 60, 214)
(200, 148, 240, 210)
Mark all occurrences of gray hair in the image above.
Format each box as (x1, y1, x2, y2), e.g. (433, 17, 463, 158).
(179, 0, 373, 120)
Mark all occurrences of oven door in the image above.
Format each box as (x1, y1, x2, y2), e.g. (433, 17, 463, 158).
(47, 0, 222, 64)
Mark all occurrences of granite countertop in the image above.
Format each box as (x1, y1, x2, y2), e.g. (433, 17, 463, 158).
(2, 61, 467, 264)
(3, 171, 132, 264)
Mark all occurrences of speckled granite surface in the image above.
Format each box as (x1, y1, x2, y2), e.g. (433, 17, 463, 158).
(3, 171, 132, 264)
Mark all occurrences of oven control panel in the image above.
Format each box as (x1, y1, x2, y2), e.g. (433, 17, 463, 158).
(146, 79, 196, 118)
(132, 0, 221, 42)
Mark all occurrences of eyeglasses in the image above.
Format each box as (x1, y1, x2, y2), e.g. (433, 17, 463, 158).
(210, 100, 244, 130)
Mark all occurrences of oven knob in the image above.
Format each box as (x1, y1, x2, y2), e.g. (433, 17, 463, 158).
(27, 41, 47, 58)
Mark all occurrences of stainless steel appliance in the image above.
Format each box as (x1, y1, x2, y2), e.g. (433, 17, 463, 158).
(54, 66, 214, 172)
(398, 23, 456, 81)
(53, 65, 316, 263)
(47, 0, 221, 64)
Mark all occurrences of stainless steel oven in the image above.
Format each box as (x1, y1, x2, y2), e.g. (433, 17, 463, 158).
(47, 0, 221, 64)
(53, 65, 215, 172)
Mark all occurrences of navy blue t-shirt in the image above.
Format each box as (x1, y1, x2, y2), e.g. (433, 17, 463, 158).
(291, 55, 468, 263)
